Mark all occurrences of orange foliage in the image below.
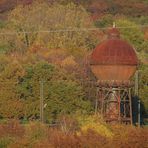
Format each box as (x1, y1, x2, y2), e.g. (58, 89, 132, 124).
(0, 120, 25, 139)
(0, 121, 148, 148)
(28, 45, 68, 65)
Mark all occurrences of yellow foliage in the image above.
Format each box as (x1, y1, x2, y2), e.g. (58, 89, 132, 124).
(61, 56, 78, 67)
(77, 114, 113, 138)
(81, 122, 113, 138)
(5, 2, 97, 55)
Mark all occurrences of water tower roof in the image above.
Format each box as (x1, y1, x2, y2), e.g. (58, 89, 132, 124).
(90, 28, 138, 65)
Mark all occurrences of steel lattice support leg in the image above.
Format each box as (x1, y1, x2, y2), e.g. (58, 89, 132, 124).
(98, 86, 133, 124)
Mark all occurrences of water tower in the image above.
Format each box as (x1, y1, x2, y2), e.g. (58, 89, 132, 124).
(90, 26, 138, 124)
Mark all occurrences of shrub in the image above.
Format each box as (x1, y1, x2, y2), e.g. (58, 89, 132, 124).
(76, 114, 113, 138)
(0, 121, 148, 148)
(25, 122, 47, 142)
(0, 120, 25, 139)
(111, 125, 148, 148)
(0, 137, 14, 148)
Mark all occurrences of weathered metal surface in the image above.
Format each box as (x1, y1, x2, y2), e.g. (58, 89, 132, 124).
(90, 28, 138, 81)
(91, 65, 137, 81)
(107, 28, 120, 39)
(89, 28, 137, 124)
(97, 86, 133, 124)
(96, 80, 134, 88)
(90, 39, 138, 65)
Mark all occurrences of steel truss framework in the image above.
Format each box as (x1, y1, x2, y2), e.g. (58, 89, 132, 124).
(97, 83, 133, 124)
(82, 59, 136, 124)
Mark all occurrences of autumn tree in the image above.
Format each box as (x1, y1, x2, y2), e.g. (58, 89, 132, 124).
(0, 59, 25, 119)
(139, 64, 148, 117)
(115, 19, 144, 52)
(18, 62, 92, 122)
(4, 1, 96, 56)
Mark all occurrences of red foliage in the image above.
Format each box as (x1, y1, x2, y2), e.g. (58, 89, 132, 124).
(0, 120, 25, 139)
(0, 121, 148, 148)
(111, 125, 148, 148)
(89, 0, 148, 19)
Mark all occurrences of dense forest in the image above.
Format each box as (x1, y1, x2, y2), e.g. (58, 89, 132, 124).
(0, 0, 148, 147)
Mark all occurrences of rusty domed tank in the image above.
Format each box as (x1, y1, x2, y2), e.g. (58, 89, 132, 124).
(90, 27, 138, 82)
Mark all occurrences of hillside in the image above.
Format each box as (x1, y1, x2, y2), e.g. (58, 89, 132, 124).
(0, 1, 148, 147)
(1, 0, 148, 19)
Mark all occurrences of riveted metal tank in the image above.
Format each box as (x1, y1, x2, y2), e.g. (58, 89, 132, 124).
(90, 27, 138, 82)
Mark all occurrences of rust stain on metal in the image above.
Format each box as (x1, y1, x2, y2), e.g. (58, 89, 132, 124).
(90, 39, 138, 65)
(91, 65, 137, 81)
(90, 28, 138, 81)
(90, 27, 138, 124)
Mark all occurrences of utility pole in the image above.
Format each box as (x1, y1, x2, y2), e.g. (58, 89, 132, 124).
(95, 98, 98, 115)
(135, 70, 139, 96)
(138, 99, 141, 127)
(40, 80, 44, 123)
(95, 86, 99, 115)
(135, 70, 140, 127)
